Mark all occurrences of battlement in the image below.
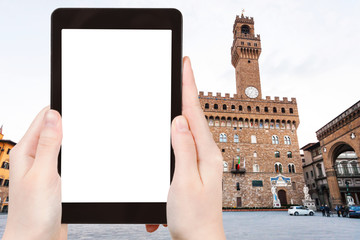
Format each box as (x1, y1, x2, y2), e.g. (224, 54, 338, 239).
(234, 14, 254, 24)
(199, 91, 297, 104)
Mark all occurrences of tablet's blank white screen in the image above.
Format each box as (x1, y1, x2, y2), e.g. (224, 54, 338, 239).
(61, 29, 171, 202)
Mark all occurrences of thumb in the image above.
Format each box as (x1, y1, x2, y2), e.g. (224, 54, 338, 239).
(171, 116, 200, 183)
(33, 110, 62, 174)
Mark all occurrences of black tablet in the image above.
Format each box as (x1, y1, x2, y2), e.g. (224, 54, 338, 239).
(51, 8, 182, 224)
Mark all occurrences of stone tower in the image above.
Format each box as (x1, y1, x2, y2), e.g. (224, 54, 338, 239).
(231, 14, 262, 99)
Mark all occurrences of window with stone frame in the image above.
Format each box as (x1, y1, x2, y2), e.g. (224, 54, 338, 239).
(234, 134, 239, 143)
(214, 104, 218, 109)
(4, 179, 9, 187)
(253, 164, 259, 172)
(223, 104, 227, 110)
(287, 151, 292, 158)
(275, 163, 282, 173)
(231, 105, 235, 110)
(1, 162, 9, 170)
(284, 136, 291, 145)
(272, 135, 279, 144)
(288, 163, 295, 173)
(209, 116, 214, 126)
(274, 151, 280, 158)
(219, 133, 227, 143)
(223, 161, 228, 172)
(205, 103, 209, 109)
(251, 135, 257, 144)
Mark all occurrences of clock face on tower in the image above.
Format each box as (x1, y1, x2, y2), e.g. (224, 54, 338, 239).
(245, 86, 259, 98)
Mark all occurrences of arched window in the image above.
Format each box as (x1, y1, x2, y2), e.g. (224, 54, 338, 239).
(276, 120, 280, 129)
(232, 117, 238, 127)
(239, 118, 244, 128)
(209, 116, 214, 126)
(281, 108, 285, 113)
(272, 135, 279, 144)
(249, 119, 254, 128)
(231, 105, 235, 110)
(270, 119, 275, 129)
(221, 117, 226, 127)
(214, 104, 218, 109)
(253, 164, 259, 172)
(244, 118, 249, 128)
(290, 108, 294, 114)
(234, 134, 239, 143)
(215, 116, 220, 126)
(281, 120, 286, 129)
(275, 151, 280, 158)
(273, 107, 277, 113)
(264, 107, 269, 112)
(256, 106, 260, 112)
(287, 151, 292, 158)
(284, 136, 291, 145)
(275, 163, 283, 173)
(239, 105, 243, 111)
(223, 104, 227, 110)
(253, 151, 257, 157)
(219, 133, 227, 142)
(286, 120, 291, 129)
(241, 25, 250, 34)
(247, 106, 251, 112)
(288, 163, 295, 173)
(223, 161, 228, 172)
(227, 117, 232, 127)
(259, 120, 264, 128)
(205, 103, 209, 109)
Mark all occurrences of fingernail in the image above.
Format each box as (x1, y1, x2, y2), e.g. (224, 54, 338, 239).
(44, 110, 59, 128)
(176, 117, 189, 132)
(184, 57, 192, 70)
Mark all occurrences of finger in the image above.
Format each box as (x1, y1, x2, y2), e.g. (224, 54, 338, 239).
(181, 57, 222, 181)
(145, 224, 159, 233)
(59, 224, 68, 240)
(32, 110, 62, 175)
(9, 107, 49, 178)
(171, 116, 200, 183)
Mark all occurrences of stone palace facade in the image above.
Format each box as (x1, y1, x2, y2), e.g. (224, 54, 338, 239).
(199, 14, 305, 208)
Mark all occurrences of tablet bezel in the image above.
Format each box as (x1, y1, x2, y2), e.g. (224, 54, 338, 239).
(51, 8, 182, 224)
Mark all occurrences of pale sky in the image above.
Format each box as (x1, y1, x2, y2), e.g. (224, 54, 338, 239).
(1, 0, 359, 150)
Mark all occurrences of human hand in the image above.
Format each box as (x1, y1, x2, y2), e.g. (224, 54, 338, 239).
(146, 57, 225, 239)
(2, 107, 68, 240)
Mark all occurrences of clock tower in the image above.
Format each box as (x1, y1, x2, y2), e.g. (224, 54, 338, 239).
(231, 13, 262, 99)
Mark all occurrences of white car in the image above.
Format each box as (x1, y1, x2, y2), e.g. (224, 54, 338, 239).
(288, 206, 315, 216)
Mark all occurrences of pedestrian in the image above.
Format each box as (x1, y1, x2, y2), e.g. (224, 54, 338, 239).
(320, 204, 325, 217)
(336, 205, 340, 217)
(325, 205, 330, 217)
(340, 205, 344, 217)
(343, 205, 349, 217)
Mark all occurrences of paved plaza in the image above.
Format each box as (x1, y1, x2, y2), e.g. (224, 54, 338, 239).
(0, 211, 359, 239)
